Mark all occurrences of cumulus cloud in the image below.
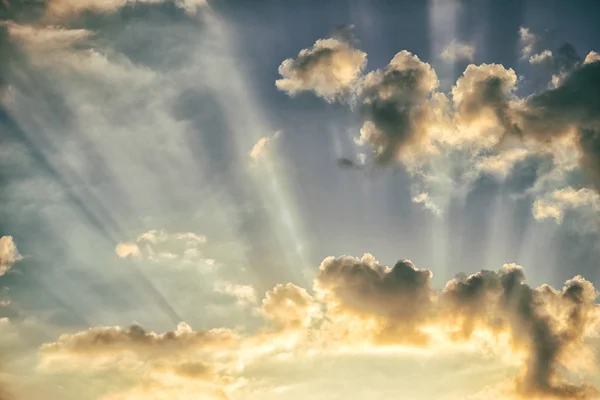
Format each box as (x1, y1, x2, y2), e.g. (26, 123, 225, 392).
(278, 27, 600, 223)
(275, 29, 367, 102)
(0, 236, 21, 276)
(358, 51, 440, 165)
(440, 40, 475, 62)
(261, 283, 317, 331)
(442, 265, 599, 398)
(315, 254, 433, 345)
(39, 253, 600, 399)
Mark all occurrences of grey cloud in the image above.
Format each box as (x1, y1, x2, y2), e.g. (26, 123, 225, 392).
(517, 59, 600, 189)
(443, 265, 598, 398)
(358, 51, 439, 165)
(316, 253, 599, 398)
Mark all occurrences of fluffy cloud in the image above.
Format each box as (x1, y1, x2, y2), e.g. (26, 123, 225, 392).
(39, 253, 600, 399)
(278, 27, 600, 223)
(440, 40, 475, 62)
(315, 254, 433, 345)
(443, 265, 599, 398)
(0, 236, 21, 276)
(275, 31, 367, 102)
(358, 51, 440, 165)
(260, 283, 316, 331)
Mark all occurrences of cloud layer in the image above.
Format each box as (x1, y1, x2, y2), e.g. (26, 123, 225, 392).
(38, 254, 600, 399)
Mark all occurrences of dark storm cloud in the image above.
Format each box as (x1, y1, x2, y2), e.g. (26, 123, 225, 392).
(517, 59, 600, 189)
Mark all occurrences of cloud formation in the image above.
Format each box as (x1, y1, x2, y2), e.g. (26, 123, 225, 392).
(115, 230, 214, 265)
(249, 131, 281, 160)
(275, 29, 367, 102)
(0, 236, 21, 276)
(358, 50, 440, 165)
(39, 253, 600, 399)
(440, 40, 475, 62)
(44, 0, 207, 19)
(278, 27, 600, 223)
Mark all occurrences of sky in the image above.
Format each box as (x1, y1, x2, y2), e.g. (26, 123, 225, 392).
(0, 0, 600, 398)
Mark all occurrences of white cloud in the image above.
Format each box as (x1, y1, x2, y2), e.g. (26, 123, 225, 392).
(215, 283, 257, 307)
(276, 37, 367, 102)
(584, 50, 600, 65)
(115, 242, 141, 258)
(528, 49, 553, 64)
(533, 187, 600, 223)
(116, 230, 213, 265)
(0, 236, 22, 276)
(440, 40, 475, 62)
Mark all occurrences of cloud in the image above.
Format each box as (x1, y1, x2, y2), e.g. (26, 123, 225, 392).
(1, 21, 92, 50)
(115, 242, 141, 258)
(275, 30, 367, 102)
(533, 187, 600, 223)
(249, 131, 281, 160)
(440, 40, 475, 62)
(358, 50, 440, 165)
(515, 59, 600, 188)
(314, 254, 433, 345)
(443, 266, 599, 398)
(452, 63, 519, 142)
(39, 253, 600, 399)
(278, 27, 600, 223)
(476, 148, 530, 179)
(584, 51, 600, 65)
(44, 0, 208, 19)
(529, 49, 553, 65)
(519, 27, 540, 59)
(215, 283, 257, 307)
(0, 236, 21, 276)
(260, 283, 316, 331)
(116, 230, 214, 265)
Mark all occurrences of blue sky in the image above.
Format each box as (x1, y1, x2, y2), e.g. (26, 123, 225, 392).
(1, 0, 600, 399)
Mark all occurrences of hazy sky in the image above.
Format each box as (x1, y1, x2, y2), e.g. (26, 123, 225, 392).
(1, 0, 600, 399)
